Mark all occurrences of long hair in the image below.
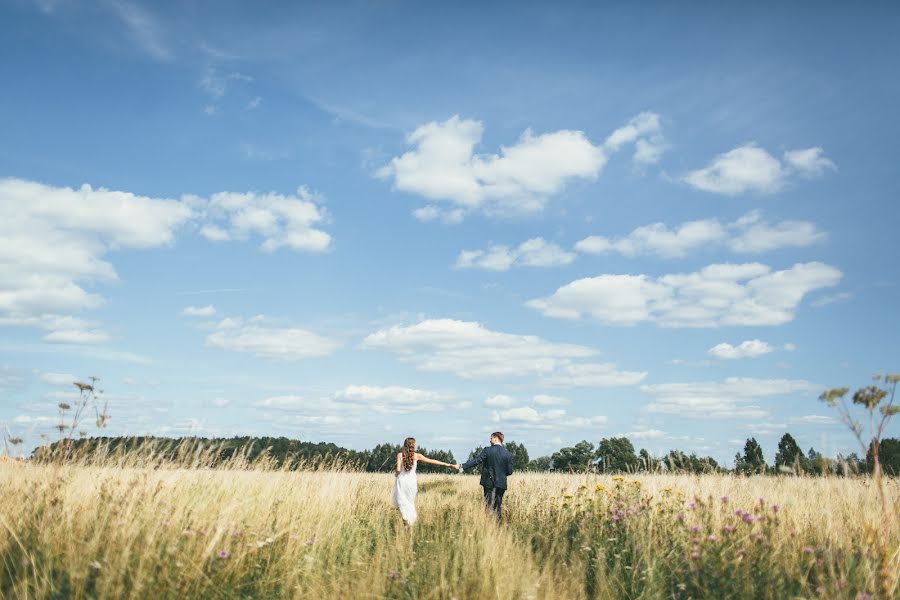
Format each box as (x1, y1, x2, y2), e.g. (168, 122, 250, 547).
(401, 437, 416, 472)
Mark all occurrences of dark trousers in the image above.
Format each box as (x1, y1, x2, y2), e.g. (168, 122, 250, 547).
(482, 486, 506, 519)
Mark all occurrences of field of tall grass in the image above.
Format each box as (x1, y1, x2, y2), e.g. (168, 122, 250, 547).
(1, 461, 898, 599)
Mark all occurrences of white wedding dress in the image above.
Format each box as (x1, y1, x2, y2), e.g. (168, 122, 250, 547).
(392, 458, 417, 524)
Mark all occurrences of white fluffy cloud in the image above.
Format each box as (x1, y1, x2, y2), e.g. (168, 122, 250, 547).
(641, 377, 822, 419)
(0, 178, 332, 343)
(684, 144, 835, 195)
(41, 372, 78, 386)
(575, 211, 825, 259)
(378, 112, 663, 221)
(182, 305, 216, 317)
(707, 339, 774, 360)
(485, 394, 518, 408)
(361, 318, 644, 387)
(205, 316, 340, 360)
(0, 178, 192, 342)
(456, 237, 575, 271)
(543, 363, 648, 387)
(528, 261, 842, 327)
(195, 187, 331, 253)
(252, 384, 453, 433)
(491, 406, 607, 430)
(334, 385, 451, 414)
(533, 394, 570, 406)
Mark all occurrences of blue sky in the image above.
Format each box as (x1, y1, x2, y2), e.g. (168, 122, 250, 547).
(2, 0, 898, 464)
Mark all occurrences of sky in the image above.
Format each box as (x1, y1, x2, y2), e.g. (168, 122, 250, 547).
(1, 0, 898, 464)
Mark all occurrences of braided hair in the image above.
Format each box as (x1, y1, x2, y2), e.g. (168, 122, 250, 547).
(401, 437, 416, 472)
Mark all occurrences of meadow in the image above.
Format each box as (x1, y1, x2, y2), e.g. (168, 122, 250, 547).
(1, 461, 897, 600)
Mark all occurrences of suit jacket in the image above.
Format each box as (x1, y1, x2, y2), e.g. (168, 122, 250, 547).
(462, 444, 514, 490)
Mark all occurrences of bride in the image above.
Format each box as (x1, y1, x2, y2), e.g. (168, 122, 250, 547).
(392, 437, 456, 526)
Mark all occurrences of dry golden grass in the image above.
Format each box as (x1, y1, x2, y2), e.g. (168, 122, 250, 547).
(1, 463, 897, 599)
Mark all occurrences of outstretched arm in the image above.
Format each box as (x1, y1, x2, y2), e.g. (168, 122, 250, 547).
(461, 448, 486, 472)
(414, 453, 455, 468)
(394, 453, 403, 476)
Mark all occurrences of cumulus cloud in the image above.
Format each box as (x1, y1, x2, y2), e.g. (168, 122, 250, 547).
(378, 112, 663, 221)
(604, 112, 667, 165)
(491, 406, 607, 430)
(181, 305, 216, 317)
(0, 178, 191, 340)
(641, 377, 822, 419)
(485, 394, 518, 408)
(455, 237, 575, 271)
(527, 261, 842, 327)
(41, 372, 78, 386)
(684, 143, 835, 195)
(334, 385, 451, 414)
(783, 148, 837, 177)
(575, 211, 825, 259)
(194, 187, 331, 253)
(543, 363, 648, 387)
(619, 429, 667, 440)
(361, 318, 645, 388)
(707, 339, 774, 360)
(205, 316, 340, 360)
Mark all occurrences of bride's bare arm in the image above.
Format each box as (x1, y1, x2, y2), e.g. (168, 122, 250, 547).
(394, 453, 403, 475)
(414, 453, 454, 467)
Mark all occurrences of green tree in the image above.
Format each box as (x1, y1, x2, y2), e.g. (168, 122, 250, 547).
(737, 438, 766, 474)
(505, 441, 530, 471)
(638, 448, 660, 472)
(527, 455, 553, 471)
(868, 437, 900, 476)
(806, 447, 833, 476)
(594, 437, 639, 473)
(415, 447, 455, 473)
(551, 440, 595, 472)
(775, 433, 808, 474)
(366, 443, 401, 472)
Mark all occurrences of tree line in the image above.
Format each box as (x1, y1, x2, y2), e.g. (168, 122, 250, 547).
(32, 433, 900, 476)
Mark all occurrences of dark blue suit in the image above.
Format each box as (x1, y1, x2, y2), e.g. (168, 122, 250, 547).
(462, 444, 514, 518)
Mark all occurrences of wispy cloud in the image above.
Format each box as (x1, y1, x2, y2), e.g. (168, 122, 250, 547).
(107, 0, 173, 62)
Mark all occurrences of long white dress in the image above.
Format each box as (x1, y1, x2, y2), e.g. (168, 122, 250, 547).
(392, 457, 417, 524)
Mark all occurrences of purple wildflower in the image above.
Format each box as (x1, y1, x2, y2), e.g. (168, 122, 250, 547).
(802, 546, 814, 554)
(722, 525, 735, 533)
(217, 550, 230, 559)
(707, 535, 717, 542)
(771, 504, 779, 513)
(388, 570, 400, 579)
(690, 525, 701, 533)
(742, 514, 756, 524)
(856, 594, 872, 600)
(720, 495, 729, 503)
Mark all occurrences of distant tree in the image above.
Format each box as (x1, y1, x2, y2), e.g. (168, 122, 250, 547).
(844, 452, 866, 475)
(595, 437, 639, 473)
(415, 447, 455, 474)
(527, 455, 553, 471)
(737, 438, 766, 474)
(638, 448, 660, 472)
(366, 443, 401, 472)
(806, 447, 832, 476)
(868, 437, 900, 476)
(775, 433, 808, 474)
(505, 441, 530, 471)
(551, 440, 595, 472)
(665, 450, 719, 474)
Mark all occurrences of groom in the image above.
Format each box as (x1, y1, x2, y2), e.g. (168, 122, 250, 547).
(458, 432, 514, 520)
